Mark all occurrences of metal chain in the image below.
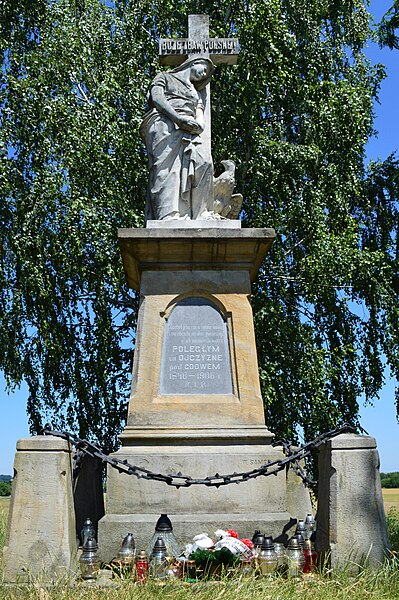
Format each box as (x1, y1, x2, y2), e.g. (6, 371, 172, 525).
(43, 423, 356, 489)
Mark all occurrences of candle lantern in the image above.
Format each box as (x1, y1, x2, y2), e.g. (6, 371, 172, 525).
(239, 558, 254, 577)
(257, 538, 277, 575)
(147, 514, 181, 558)
(252, 530, 265, 545)
(185, 559, 197, 582)
(79, 537, 101, 580)
(149, 537, 169, 580)
(293, 533, 304, 549)
(273, 542, 286, 570)
(116, 532, 136, 565)
(303, 539, 318, 573)
(295, 519, 307, 538)
(80, 518, 96, 547)
(286, 537, 304, 577)
(251, 531, 265, 558)
(135, 549, 149, 584)
(166, 556, 182, 579)
(305, 513, 316, 539)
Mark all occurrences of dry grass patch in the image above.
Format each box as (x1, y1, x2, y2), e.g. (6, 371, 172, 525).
(382, 488, 399, 513)
(0, 496, 10, 517)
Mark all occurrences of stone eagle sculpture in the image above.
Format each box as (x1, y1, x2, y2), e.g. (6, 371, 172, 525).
(213, 160, 243, 220)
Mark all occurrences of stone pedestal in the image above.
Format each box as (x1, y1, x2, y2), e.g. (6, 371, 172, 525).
(98, 227, 296, 561)
(316, 433, 390, 569)
(2, 436, 78, 582)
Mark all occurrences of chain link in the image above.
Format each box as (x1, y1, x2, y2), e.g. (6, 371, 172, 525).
(43, 423, 356, 489)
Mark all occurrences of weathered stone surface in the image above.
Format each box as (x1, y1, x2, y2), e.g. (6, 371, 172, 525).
(140, 56, 216, 221)
(16, 436, 69, 451)
(121, 270, 271, 430)
(117, 227, 276, 290)
(97, 227, 290, 560)
(97, 437, 291, 561)
(117, 230, 275, 433)
(105, 442, 286, 515)
(316, 433, 390, 569)
(2, 436, 78, 582)
(160, 14, 240, 67)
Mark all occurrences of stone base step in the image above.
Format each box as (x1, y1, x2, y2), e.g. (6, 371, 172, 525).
(98, 511, 296, 563)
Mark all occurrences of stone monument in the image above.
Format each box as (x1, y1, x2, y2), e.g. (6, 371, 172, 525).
(98, 14, 294, 561)
(2, 14, 389, 577)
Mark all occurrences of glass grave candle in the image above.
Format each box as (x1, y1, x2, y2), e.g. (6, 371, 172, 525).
(147, 514, 181, 558)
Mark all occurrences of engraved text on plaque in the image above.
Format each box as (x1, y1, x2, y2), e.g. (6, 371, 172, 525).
(160, 297, 233, 395)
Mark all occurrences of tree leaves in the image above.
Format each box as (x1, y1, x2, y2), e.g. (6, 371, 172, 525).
(0, 0, 398, 453)
(377, 0, 399, 49)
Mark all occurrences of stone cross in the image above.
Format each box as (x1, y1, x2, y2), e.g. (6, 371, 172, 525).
(159, 14, 240, 151)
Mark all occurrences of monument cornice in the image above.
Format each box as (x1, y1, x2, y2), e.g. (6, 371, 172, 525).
(118, 227, 276, 290)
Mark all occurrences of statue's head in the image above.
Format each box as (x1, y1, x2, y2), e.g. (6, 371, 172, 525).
(171, 56, 214, 89)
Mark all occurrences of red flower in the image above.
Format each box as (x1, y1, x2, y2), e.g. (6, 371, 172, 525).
(227, 529, 239, 539)
(241, 538, 254, 549)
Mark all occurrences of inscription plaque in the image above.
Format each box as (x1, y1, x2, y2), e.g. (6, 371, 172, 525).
(159, 38, 240, 62)
(160, 297, 233, 395)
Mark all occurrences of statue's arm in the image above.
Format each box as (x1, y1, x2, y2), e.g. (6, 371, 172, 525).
(150, 85, 203, 134)
(150, 85, 184, 127)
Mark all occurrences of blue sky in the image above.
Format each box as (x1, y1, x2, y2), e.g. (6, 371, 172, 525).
(358, 0, 399, 473)
(1, 1, 398, 475)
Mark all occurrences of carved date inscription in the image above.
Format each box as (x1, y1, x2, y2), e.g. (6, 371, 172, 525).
(160, 297, 233, 395)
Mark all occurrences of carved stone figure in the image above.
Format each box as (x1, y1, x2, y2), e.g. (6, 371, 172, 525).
(213, 160, 243, 219)
(140, 57, 215, 221)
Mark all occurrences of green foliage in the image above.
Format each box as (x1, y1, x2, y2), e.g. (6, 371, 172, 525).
(377, 1, 399, 49)
(0, 0, 398, 451)
(0, 482, 11, 496)
(380, 472, 399, 488)
(189, 547, 239, 569)
(386, 507, 399, 553)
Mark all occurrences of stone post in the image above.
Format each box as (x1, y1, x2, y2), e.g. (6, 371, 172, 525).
(2, 436, 78, 582)
(316, 433, 390, 569)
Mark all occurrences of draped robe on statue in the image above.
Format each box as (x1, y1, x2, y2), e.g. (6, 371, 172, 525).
(139, 65, 214, 221)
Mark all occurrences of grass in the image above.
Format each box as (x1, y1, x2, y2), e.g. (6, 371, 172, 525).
(386, 507, 399, 553)
(0, 497, 9, 562)
(1, 561, 399, 600)
(1, 493, 399, 598)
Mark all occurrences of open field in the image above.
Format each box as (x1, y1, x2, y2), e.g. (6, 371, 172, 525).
(0, 496, 10, 518)
(382, 488, 399, 512)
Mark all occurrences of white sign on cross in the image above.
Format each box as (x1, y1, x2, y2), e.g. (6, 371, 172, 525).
(159, 14, 240, 151)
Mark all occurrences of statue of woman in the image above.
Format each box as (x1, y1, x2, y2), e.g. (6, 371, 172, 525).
(140, 57, 215, 221)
